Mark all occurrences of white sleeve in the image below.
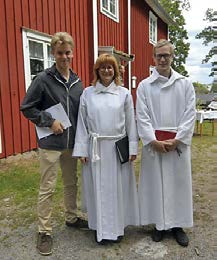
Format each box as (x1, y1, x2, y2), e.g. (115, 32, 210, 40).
(72, 90, 89, 157)
(136, 82, 156, 146)
(124, 91, 138, 155)
(176, 80, 196, 145)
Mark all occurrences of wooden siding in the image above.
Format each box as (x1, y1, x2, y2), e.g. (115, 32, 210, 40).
(0, 0, 94, 158)
(157, 19, 168, 40)
(97, 0, 129, 85)
(131, 0, 168, 102)
(98, 0, 128, 50)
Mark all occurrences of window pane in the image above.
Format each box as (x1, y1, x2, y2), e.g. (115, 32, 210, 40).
(47, 45, 52, 59)
(100, 0, 118, 22)
(102, 0, 108, 9)
(30, 59, 44, 76)
(110, 0, 116, 15)
(47, 45, 55, 67)
(29, 40, 44, 59)
(153, 21, 156, 41)
(150, 17, 156, 42)
(150, 20, 153, 40)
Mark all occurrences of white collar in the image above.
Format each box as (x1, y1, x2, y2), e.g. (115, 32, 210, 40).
(147, 67, 185, 88)
(94, 81, 119, 95)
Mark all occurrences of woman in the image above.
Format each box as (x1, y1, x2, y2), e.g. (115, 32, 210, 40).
(73, 53, 139, 244)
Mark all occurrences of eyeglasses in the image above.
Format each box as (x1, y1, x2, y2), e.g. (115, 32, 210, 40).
(155, 54, 172, 60)
(99, 65, 114, 72)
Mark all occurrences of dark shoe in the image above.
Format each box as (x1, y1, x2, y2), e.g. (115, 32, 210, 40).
(152, 228, 164, 242)
(110, 236, 123, 243)
(66, 218, 88, 229)
(94, 231, 108, 245)
(36, 233, 52, 256)
(172, 228, 189, 247)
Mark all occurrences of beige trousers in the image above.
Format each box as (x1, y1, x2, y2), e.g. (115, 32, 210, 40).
(38, 149, 78, 234)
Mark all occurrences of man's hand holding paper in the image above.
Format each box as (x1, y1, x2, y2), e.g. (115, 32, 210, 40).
(51, 120, 64, 135)
(36, 103, 71, 139)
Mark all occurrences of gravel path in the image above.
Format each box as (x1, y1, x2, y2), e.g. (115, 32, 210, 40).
(0, 140, 216, 259)
(0, 211, 216, 259)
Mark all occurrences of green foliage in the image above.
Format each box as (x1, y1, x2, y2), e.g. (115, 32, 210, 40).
(193, 81, 209, 94)
(195, 9, 215, 78)
(159, 0, 190, 76)
(211, 82, 217, 93)
(196, 9, 215, 47)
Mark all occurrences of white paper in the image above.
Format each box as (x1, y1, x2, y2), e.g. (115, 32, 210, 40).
(35, 103, 71, 139)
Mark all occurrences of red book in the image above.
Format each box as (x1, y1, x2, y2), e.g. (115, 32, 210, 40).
(155, 130, 176, 141)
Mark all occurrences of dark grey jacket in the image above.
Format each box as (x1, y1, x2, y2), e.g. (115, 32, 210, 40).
(20, 65, 83, 150)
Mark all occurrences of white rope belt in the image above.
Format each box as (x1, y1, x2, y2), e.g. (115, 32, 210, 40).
(90, 132, 125, 162)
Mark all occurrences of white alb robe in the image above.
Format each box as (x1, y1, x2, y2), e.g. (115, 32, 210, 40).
(73, 81, 139, 241)
(136, 68, 196, 230)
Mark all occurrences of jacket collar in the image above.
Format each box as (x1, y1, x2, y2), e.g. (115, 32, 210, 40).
(94, 81, 119, 95)
(148, 67, 185, 88)
(45, 64, 79, 83)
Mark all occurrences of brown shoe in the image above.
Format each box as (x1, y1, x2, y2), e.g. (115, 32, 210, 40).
(65, 217, 88, 229)
(36, 233, 52, 256)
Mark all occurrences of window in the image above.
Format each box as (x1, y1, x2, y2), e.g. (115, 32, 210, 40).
(100, 0, 119, 22)
(149, 11, 157, 44)
(22, 29, 55, 90)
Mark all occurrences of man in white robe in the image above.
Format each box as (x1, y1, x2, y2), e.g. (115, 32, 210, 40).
(136, 39, 196, 247)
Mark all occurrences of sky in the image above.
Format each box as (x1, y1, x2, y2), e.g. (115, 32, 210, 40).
(182, 0, 216, 85)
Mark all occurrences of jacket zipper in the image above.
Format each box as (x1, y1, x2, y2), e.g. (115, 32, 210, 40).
(54, 75, 80, 148)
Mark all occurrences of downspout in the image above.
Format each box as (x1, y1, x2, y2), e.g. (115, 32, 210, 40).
(93, 0, 98, 62)
(128, 0, 132, 92)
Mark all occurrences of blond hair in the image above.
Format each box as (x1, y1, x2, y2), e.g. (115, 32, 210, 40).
(92, 53, 121, 86)
(51, 32, 74, 51)
(153, 39, 174, 56)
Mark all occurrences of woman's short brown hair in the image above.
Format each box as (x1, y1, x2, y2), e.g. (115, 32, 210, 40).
(92, 53, 121, 86)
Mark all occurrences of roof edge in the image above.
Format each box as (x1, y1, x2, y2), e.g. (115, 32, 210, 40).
(145, 0, 176, 26)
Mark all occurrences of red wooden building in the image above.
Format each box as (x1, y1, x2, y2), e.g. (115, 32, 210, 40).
(0, 0, 173, 158)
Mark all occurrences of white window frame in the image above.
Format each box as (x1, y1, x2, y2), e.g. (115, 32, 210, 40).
(149, 11, 157, 45)
(22, 28, 54, 90)
(100, 0, 119, 23)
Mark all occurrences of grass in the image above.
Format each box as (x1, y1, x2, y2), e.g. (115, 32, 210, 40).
(0, 120, 216, 231)
(0, 159, 82, 230)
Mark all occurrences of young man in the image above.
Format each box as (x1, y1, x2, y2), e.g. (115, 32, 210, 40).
(136, 39, 196, 247)
(21, 32, 86, 255)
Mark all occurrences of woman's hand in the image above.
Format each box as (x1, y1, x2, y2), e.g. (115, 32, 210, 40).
(80, 157, 89, 163)
(129, 155, 137, 161)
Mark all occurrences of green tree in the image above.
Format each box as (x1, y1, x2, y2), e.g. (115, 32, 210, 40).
(195, 9, 216, 76)
(193, 82, 209, 94)
(211, 82, 217, 93)
(159, 0, 190, 76)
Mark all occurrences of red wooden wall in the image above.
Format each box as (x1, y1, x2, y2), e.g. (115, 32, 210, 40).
(0, 0, 168, 158)
(0, 0, 94, 158)
(97, 0, 129, 85)
(97, 0, 128, 51)
(131, 0, 168, 102)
